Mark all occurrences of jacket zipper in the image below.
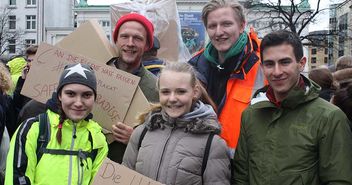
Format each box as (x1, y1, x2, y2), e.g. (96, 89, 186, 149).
(67, 123, 77, 185)
(155, 126, 175, 180)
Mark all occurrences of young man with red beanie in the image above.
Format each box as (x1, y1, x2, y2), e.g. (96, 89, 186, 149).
(107, 13, 159, 163)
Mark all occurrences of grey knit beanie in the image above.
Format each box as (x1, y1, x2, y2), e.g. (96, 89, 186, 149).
(57, 63, 97, 97)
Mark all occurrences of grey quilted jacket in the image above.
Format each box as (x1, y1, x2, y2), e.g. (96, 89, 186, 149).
(122, 101, 231, 185)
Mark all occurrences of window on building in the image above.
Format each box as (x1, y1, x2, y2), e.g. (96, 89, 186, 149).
(26, 15, 36, 30)
(339, 14, 348, 31)
(324, 57, 327, 64)
(329, 17, 336, 24)
(106, 35, 110, 40)
(311, 57, 316, 64)
(8, 39, 16, 54)
(101, 20, 110, 27)
(26, 0, 36, 6)
(25, 39, 36, 48)
(339, 50, 344, 57)
(8, 15, 16, 30)
(324, 48, 328, 55)
(9, 0, 16, 5)
(311, 48, 317, 55)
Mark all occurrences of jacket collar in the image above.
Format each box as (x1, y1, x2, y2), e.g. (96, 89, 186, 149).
(251, 75, 320, 109)
(144, 101, 221, 134)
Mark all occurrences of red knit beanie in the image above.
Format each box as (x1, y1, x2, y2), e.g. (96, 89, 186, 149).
(113, 13, 154, 50)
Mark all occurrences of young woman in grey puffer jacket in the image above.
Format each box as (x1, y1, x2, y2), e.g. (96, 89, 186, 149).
(123, 62, 231, 185)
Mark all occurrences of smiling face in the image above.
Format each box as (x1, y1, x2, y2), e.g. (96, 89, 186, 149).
(115, 21, 148, 69)
(261, 44, 306, 101)
(159, 70, 199, 118)
(206, 7, 245, 54)
(58, 84, 95, 122)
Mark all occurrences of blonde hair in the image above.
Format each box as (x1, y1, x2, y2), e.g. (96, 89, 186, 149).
(202, 0, 246, 27)
(0, 62, 13, 93)
(138, 62, 216, 123)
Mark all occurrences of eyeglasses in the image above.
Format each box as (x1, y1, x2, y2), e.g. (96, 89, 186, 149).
(26, 58, 33, 62)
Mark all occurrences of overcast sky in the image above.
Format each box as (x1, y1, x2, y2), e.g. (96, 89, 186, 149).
(87, 0, 341, 32)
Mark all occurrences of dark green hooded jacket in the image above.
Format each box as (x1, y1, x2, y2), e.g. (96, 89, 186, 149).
(234, 75, 352, 185)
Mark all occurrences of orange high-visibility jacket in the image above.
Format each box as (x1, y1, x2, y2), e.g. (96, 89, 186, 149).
(189, 29, 266, 150)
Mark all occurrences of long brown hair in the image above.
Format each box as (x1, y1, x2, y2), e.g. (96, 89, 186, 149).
(138, 62, 216, 123)
(56, 95, 66, 145)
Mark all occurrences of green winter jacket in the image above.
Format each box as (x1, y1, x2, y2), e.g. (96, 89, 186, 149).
(234, 76, 352, 185)
(5, 109, 108, 185)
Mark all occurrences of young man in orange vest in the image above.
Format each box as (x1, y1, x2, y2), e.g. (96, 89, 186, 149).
(189, 0, 266, 156)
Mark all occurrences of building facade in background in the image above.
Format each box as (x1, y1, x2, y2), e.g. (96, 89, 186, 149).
(328, 1, 352, 66)
(0, 0, 75, 56)
(1, 0, 313, 58)
(307, 30, 329, 70)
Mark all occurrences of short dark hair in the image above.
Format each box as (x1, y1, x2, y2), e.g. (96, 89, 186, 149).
(333, 83, 352, 121)
(25, 45, 38, 56)
(260, 30, 303, 62)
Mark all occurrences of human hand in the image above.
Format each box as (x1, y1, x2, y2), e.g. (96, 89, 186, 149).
(112, 122, 133, 144)
(21, 65, 30, 79)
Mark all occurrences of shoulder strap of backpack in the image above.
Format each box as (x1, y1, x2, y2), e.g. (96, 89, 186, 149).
(201, 132, 215, 185)
(138, 127, 148, 150)
(88, 131, 98, 162)
(36, 113, 50, 163)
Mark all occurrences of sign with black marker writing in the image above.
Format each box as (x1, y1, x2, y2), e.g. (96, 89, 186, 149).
(21, 43, 140, 131)
(92, 158, 164, 185)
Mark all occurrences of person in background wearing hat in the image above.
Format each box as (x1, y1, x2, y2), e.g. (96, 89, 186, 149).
(142, 36, 165, 76)
(333, 55, 352, 89)
(107, 13, 159, 163)
(5, 63, 108, 185)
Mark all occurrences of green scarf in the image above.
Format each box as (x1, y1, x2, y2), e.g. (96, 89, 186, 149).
(204, 32, 248, 66)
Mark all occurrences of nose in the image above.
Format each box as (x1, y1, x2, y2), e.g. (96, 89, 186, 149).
(127, 37, 134, 46)
(74, 97, 83, 107)
(273, 63, 283, 76)
(215, 25, 224, 36)
(169, 92, 177, 102)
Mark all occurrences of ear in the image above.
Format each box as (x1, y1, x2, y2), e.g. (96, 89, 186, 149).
(58, 92, 62, 102)
(144, 43, 149, 52)
(240, 21, 246, 33)
(299, 57, 307, 72)
(193, 84, 201, 100)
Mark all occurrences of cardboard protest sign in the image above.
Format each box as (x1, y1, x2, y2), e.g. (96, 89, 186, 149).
(56, 20, 119, 64)
(55, 20, 151, 133)
(21, 43, 140, 131)
(105, 86, 150, 143)
(93, 158, 164, 185)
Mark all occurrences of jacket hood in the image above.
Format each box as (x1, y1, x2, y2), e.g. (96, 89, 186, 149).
(251, 75, 320, 109)
(144, 101, 220, 134)
(6, 57, 26, 75)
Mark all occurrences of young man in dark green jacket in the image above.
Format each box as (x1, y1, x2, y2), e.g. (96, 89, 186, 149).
(233, 30, 352, 185)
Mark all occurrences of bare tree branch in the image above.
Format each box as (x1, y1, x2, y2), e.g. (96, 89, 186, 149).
(0, 7, 24, 56)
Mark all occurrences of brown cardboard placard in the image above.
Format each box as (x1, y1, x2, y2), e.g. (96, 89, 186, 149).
(56, 20, 118, 64)
(21, 43, 139, 131)
(92, 158, 164, 185)
(105, 86, 151, 144)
